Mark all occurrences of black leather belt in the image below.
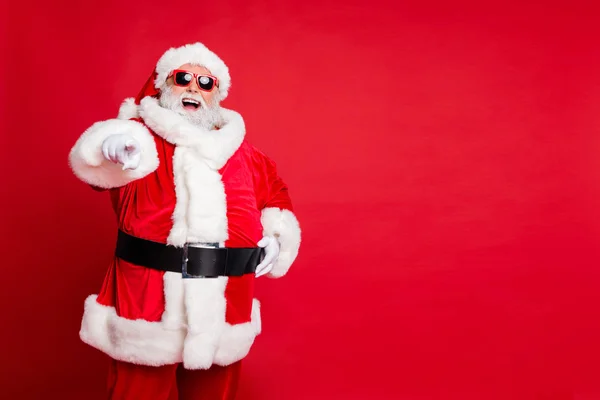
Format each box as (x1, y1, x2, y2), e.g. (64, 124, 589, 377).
(115, 230, 263, 278)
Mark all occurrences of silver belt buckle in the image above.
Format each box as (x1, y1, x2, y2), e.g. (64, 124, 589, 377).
(182, 242, 220, 278)
(188, 242, 220, 249)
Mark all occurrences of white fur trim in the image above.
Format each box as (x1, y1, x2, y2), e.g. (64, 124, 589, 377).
(138, 96, 244, 170)
(161, 272, 185, 330)
(137, 96, 243, 245)
(182, 277, 228, 369)
(79, 293, 262, 369)
(214, 299, 261, 365)
(167, 144, 229, 246)
(79, 294, 185, 366)
(68, 119, 159, 189)
(261, 208, 302, 278)
(117, 97, 139, 120)
(154, 42, 231, 100)
(167, 145, 191, 246)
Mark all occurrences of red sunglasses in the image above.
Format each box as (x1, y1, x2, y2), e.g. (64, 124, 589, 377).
(170, 69, 219, 92)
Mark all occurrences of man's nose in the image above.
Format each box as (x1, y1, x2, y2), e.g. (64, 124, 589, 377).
(186, 81, 200, 93)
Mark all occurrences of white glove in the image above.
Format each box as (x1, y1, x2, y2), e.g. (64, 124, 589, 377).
(101, 134, 141, 170)
(256, 236, 280, 278)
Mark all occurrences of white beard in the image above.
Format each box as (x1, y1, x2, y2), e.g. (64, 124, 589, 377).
(159, 87, 224, 130)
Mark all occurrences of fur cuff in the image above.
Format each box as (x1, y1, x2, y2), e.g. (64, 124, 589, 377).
(68, 119, 159, 189)
(261, 208, 302, 278)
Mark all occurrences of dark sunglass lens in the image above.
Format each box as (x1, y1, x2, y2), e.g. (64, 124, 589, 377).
(175, 72, 193, 86)
(198, 76, 215, 90)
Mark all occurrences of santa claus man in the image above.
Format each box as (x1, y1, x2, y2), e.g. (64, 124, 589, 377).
(68, 42, 301, 399)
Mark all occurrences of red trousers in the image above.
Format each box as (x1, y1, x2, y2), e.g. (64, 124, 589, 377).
(106, 359, 242, 400)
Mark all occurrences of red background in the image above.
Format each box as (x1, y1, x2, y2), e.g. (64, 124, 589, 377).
(3, 1, 600, 399)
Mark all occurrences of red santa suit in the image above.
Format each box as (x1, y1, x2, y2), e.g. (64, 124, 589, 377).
(68, 43, 301, 399)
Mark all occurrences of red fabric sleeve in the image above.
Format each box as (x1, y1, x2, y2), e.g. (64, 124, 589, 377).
(253, 149, 294, 211)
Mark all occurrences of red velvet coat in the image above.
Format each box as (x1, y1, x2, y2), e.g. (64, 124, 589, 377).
(68, 96, 301, 369)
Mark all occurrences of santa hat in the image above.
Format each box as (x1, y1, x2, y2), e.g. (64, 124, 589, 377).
(118, 42, 232, 120)
(154, 42, 231, 100)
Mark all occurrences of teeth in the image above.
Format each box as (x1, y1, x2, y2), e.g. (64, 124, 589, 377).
(183, 98, 199, 105)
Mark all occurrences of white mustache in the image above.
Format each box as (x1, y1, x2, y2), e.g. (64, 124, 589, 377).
(180, 93, 207, 107)
(158, 86, 223, 130)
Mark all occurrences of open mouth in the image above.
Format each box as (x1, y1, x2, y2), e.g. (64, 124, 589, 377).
(182, 98, 201, 111)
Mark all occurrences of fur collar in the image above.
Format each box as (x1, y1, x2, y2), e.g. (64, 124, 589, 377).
(118, 96, 245, 170)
